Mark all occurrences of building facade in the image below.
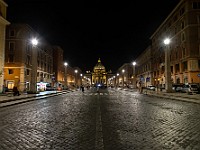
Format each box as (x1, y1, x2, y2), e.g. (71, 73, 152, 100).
(92, 58, 107, 86)
(116, 63, 133, 88)
(5, 23, 53, 92)
(135, 46, 153, 87)
(0, 0, 9, 93)
(134, 0, 200, 88)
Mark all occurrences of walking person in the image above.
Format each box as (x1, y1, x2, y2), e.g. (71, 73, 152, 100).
(81, 85, 84, 93)
(13, 86, 20, 96)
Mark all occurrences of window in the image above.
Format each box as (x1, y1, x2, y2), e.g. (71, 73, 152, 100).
(8, 69, 14, 74)
(0, 5, 2, 16)
(181, 21, 185, 29)
(175, 64, 180, 73)
(26, 69, 30, 75)
(173, 15, 178, 22)
(193, 2, 200, 9)
(26, 44, 31, 54)
(8, 54, 14, 62)
(161, 66, 164, 74)
(180, 7, 185, 16)
(9, 42, 15, 52)
(174, 27, 177, 34)
(182, 47, 186, 57)
(9, 30, 15, 37)
(183, 61, 187, 71)
(171, 66, 173, 73)
(26, 55, 31, 65)
(181, 32, 185, 41)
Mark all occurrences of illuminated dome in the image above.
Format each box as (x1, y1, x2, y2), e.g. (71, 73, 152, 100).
(93, 58, 105, 71)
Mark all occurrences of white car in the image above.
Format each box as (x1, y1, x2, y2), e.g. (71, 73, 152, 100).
(147, 85, 156, 91)
(181, 84, 199, 94)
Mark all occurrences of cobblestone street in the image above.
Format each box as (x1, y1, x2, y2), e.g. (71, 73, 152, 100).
(0, 89, 200, 150)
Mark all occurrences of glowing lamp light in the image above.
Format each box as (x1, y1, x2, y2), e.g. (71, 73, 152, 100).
(31, 38, 38, 46)
(164, 38, 170, 45)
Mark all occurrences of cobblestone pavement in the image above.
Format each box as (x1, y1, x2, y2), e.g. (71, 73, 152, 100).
(0, 89, 200, 149)
(0, 91, 98, 150)
(100, 89, 200, 150)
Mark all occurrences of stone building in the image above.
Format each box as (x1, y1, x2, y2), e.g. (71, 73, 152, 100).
(4, 23, 53, 91)
(135, 0, 200, 88)
(92, 58, 107, 86)
(0, 0, 9, 93)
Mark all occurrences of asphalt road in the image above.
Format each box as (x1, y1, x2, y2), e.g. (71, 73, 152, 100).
(0, 88, 200, 150)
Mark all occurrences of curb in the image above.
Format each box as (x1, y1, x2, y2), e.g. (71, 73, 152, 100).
(0, 92, 67, 108)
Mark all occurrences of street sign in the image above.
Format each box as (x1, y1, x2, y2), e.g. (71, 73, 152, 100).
(198, 73, 200, 77)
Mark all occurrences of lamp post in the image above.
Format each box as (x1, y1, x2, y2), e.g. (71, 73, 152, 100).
(80, 73, 83, 85)
(164, 38, 172, 93)
(122, 69, 125, 88)
(75, 69, 78, 87)
(116, 73, 119, 88)
(132, 61, 136, 88)
(30, 38, 38, 93)
(64, 62, 68, 90)
(113, 76, 116, 87)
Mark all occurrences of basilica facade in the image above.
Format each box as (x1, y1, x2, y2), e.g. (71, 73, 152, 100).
(91, 58, 107, 87)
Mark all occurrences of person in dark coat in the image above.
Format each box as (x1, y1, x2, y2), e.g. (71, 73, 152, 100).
(81, 85, 84, 93)
(13, 86, 20, 96)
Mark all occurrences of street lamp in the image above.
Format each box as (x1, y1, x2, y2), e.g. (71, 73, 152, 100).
(75, 69, 78, 87)
(164, 38, 172, 92)
(132, 61, 136, 88)
(122, 69, 125, 88)
(30, 38, 38, 93)
(113, 76, 116, 87)
(64, 62, 68, 89)
(80, 73, 83, 85)
(116, 73, 119, 88)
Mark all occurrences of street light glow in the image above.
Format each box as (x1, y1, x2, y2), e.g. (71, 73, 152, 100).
(75, 70, 78, 73)
(122, 69, 125, 73)
(64, 62, 68, 66)
(164, 38, 170, 45)
(132, 61, 136, 66)
(31, 38, 38, 46)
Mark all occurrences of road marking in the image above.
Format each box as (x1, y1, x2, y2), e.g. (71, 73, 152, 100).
(95, 98, 104, 150)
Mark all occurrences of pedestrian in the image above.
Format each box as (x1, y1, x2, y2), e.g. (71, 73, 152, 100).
(13, 86, 20, 96)
(97, 86, 99, 93)
(81, 85, 84, 92)
(139, 81, 143, 93)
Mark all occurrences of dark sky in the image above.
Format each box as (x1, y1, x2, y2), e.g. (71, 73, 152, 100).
(5, 0, 180, 72)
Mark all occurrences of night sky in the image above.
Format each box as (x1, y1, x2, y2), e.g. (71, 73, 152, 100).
(5, 0, 180, 72)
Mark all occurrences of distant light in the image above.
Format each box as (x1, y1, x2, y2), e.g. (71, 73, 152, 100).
(31, 38, 38, 46)
(132, 61, 136, 66)
(75, 70, 78, 73)
(64, 62, 68, 66)
(164, 38, 170, 45)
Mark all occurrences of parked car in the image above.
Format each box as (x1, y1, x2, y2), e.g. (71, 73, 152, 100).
(181, 84, 199, 94)
(172, 84, 183, 92)
(46, 85, 55, 91)
(147, 85, 156, 91)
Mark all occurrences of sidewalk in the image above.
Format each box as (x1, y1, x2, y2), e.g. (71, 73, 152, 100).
(0, 90, 72, 107)
(1, 88, 200, 107)
(130, 88, 200, 104)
